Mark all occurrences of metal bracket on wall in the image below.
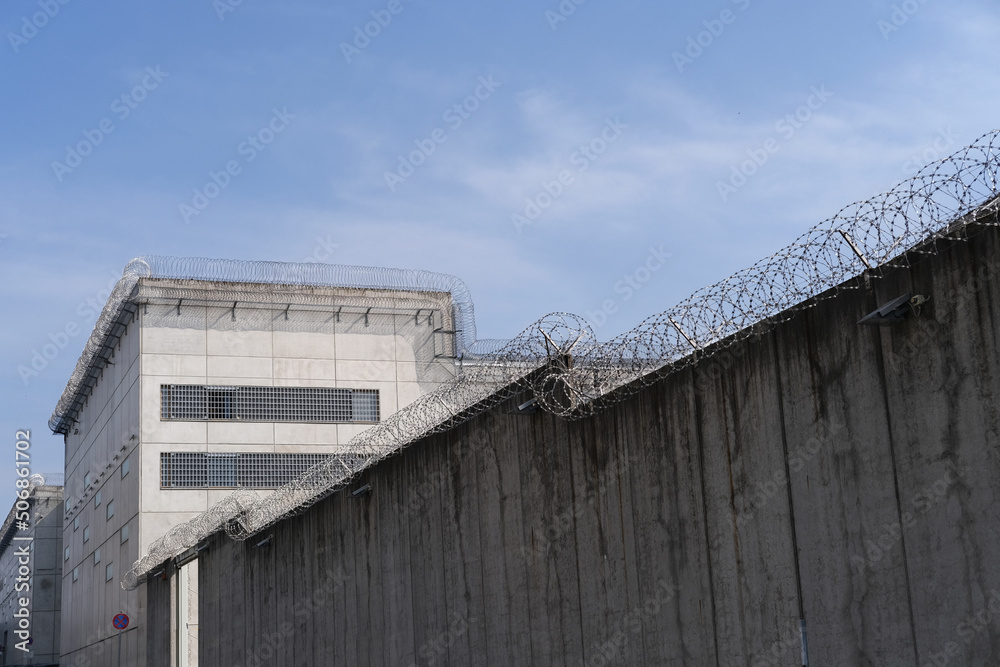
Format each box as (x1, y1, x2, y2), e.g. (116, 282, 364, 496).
(838, 230, 874, 270)
(433, 327, 459, 359)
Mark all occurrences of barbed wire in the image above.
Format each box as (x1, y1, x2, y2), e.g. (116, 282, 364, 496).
(122, 490, 259, 590)
(123, 130, 1000, 589)
(554, 131, 1000, 414)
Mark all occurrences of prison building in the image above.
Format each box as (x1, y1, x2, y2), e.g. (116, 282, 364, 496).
(48, 258, 474, 666)
(0, 479, 63, 666)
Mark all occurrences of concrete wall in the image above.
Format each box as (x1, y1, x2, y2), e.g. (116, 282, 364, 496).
(180, 224, 1000, 665)
(0, 487, 63, 666)
(60, 307, 143, 667)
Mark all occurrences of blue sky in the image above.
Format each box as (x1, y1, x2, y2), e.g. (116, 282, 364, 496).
(1, 0, 997, 507)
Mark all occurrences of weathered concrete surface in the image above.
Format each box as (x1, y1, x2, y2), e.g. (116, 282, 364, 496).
(171, 223, 1000, 665)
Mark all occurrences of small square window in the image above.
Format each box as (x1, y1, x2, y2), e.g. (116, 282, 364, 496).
(105, 563, 114, 582)
(64, 546, 70, 562)
(94, 490, 101, 508)
(83, 526, 90, 543)
(121, 458, 130, 478)
(121, 525, 130, 543)
(84, 472, 92, 487)
(94, 548, 101, 565)
(74, 517, 79, 531)
(72, 567, 79, 582)
(106, 500, 115, 520)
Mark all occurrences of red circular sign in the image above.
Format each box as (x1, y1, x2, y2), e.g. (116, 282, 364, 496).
(113, 613, 129, 630)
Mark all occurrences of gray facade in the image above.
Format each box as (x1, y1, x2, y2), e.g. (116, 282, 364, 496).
(55, 271, 462, 666)
(0, 484, 63, 666)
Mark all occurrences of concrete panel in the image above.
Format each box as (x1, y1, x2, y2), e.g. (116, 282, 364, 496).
(336, 359, 397, 383)
(142, 353, 207, 377)
(142, 419, 208, 445)
(273, 423, 340, 445)
(141, 488, 210, 515)
(273, 443, 343, 454)
(272, 357, 337, 381)
(874, 231, 1000, 666)
(394, 360, 420, 383)
(336, 333, 397, 361)
(393, 334, 418, 362)
(207, 355, 273, 379)
(395, 382, 423, 411)
(695, 333, 803, 665)
(147, 570, 172, 667)
(273, 331, 337, 359)
(143, 326, 206, 356)
(205, 442, 277, 453)
(776, 292, 918, 666)
(272, 377, 346, 387)
(206, 421, 275, 445)
(206, 328, 273, 357)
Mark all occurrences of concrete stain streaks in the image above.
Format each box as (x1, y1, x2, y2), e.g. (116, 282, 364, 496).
(160, 224, 1000, 666)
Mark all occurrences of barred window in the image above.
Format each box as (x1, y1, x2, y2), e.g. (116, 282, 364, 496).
(353, 390, 379, 422)
(160, 452, 333, 488)
(161, 385, 379, 423)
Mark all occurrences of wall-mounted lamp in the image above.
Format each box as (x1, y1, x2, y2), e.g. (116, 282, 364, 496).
(859, 293, 929, 326)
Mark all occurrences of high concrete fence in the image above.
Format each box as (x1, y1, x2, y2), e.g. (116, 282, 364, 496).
(151, 223, 1000, 666)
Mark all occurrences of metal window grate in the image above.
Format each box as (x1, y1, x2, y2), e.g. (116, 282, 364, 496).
(160, 452, 333, 488)
(352, 390, 379, 422)
(161, 385, 379, 423)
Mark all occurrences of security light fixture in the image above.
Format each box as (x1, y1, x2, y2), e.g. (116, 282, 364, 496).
(510, 397, 539, 415)
(859, 293, 928, 326)
(351, 484, 372, 497)
(255, 535, 273, 548)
